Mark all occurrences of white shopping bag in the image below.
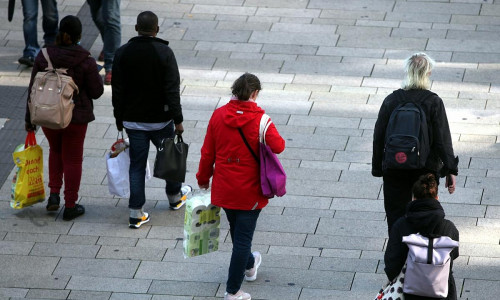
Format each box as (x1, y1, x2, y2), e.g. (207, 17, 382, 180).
(106, 148, 151, 198)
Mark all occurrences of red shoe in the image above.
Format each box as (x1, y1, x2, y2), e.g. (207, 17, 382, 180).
(104, 71, 112, 85)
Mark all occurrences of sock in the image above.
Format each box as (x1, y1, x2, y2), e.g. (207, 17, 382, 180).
(130, 208, 144, 219)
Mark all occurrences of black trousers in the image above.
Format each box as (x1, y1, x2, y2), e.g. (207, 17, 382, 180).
(383, 169, 438, 234)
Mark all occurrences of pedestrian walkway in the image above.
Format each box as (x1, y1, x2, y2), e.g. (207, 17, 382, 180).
(0, 0, 499, 299)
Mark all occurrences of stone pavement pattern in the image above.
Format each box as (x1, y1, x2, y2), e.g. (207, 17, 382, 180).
(0, 0, 499, 299)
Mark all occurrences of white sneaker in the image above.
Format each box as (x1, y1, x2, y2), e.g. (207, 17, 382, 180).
(244, 251, 261, 281)
(169, 185, 192, 210)
(224, 290, 251, 300)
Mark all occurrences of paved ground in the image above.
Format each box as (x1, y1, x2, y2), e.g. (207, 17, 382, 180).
(0, 0, 499, 299)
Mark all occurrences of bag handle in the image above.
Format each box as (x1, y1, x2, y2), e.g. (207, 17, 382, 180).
(238, 128, 259, 163)
(259, 114, 272, 144)
(41, 48, 70, 93)
(25, 131, 37, 147)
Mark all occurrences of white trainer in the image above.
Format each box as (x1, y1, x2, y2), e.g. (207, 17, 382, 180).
(244, 251, 261, 281)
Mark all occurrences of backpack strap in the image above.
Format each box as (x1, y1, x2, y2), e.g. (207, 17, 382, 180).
(41, 48, 54, 70)
(41, 48, 69, 75)
(427, 237, 434, 264)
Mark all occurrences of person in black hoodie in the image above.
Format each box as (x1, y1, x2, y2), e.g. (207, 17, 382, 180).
(372, 52, 459, 233)
(25, 15, 104, 220)
(384, 173, 459, 300)
(112, 11, 191, 229)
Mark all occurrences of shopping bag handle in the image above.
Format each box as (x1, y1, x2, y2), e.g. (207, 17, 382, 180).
(25, 131, 37, 147)
(175, 133, 184, 144)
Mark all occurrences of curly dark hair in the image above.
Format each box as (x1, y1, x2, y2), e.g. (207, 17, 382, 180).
(412, 173, 438, 199)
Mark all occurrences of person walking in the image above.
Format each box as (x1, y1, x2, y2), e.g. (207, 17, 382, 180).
(86, 0, 121, 85)
(372, 52, 459, 233)
(384, 173, 459, 300)
(18, 0, 58, 67)
(112, 11, 191, 229)
(25, 15, 104, 220)
(197, 73, 286, 300)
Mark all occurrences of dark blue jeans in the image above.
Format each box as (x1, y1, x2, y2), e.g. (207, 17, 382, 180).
(126, 123, 182, 210)
(21, 0, 58, 58)
(87, 0, 121, 71)
(224, 208, 261, 294)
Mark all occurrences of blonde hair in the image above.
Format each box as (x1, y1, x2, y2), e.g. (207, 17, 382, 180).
(402, 52, 435, 90)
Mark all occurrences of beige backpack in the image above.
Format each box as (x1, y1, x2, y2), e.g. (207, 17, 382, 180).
(29, 48, 79, 129)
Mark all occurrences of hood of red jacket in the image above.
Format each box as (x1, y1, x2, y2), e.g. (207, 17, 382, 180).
(222, 100, 264, 128)
(46, 45, 91, 69)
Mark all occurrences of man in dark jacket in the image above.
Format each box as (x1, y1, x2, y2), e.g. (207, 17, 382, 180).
(384, 174, 459, 300)
(112, 11, 191, 229)
(372, 53, 459, 233)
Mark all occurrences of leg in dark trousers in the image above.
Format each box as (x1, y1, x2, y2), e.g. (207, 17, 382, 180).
(223, 208, 261, 295)
(383, 169, 435, 233)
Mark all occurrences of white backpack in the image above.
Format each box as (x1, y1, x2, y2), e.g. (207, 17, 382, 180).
(29, 48, 79, 129)
(402, 233, 459, 298)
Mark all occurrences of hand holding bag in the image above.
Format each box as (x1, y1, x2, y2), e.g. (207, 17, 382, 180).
(11, 131, 45, 209)
(153, 134, 188, 182)
(374, 265, 406, 300)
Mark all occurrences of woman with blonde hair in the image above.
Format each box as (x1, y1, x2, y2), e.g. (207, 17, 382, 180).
(372, 52, 458, 233)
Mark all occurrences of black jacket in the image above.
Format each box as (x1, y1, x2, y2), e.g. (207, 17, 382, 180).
(372, 89, 458, 177)
(384, 198, 459, 300)
(112, 35, 183, 125)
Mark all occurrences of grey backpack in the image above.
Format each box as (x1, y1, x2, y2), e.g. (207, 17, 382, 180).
(402, 233, 459, 298)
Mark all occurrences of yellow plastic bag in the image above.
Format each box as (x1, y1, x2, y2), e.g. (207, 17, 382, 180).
(11, 131, 45, 209)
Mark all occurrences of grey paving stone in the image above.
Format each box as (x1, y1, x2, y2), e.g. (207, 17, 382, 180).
(149, 280, 218, 297)
(54, 257, 140, 278)
(217, 283, 301, 300)
(428, 38, 500, 54)
(271, 23, 337, 33)
(67, 276, 151, 293)
(110, 293, 152, 300)
(136, 261, 226, 282)
(0, 240, 33, 255)
(26, 289, 70, 299)
(30, 242, 100, 258)
(183, 28, 251, 43)
(256, 7, 320, 18)
(0, 254, 59, 276)
(259, 253, 313, 270)
(250, 31, 338, 47)
(192, 4, 256, 15)
(334, 151, 372, 163)
(310, 256, 378, 272)
(305, 234, 385, 251)
(69, 222, 150, 238)
(462, 279, 500, 300)
(269, 194, 333, 210)
(299, 287, 375, 300)
(0, 219, 71, 235)
(299, 160, 350, 171)
(334, 210, 386, 221)
(321, 248, 361, 259)
(0, 288, 27, 298)
(309, 0, 394, 11)
(255, 214, 318, 234)
(268, 245, 321, 257)
(252, 231, 307, 247)
(316, 218, 387, 238)
(68, 290, 112, 300)
(97, 245, 166, 261)
(459, 226, 499, 244)
(0, 275, 70, 290)
(151, 295, 193, 300)
(350, 272, 388, 294)
(137, 238, 177, 249)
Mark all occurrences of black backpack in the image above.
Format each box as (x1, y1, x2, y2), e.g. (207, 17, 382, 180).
(383, 92, 430, 170)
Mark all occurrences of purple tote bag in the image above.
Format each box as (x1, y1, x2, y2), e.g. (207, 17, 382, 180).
(259, 114, 286, 198)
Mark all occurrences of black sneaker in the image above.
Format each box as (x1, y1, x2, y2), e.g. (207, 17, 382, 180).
(46, 194, 60, 211)
(129, 212, 150, 229)
(62, 204, 85, 221)
(18, 56, 34, 67)
(169, 185, 193, 210)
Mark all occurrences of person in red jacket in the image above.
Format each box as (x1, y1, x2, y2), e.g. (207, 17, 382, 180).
(25, 15, 104, 221)
(197, 73, 285, 300)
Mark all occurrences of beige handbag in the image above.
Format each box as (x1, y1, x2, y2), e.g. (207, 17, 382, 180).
(28, 48, 79, 129)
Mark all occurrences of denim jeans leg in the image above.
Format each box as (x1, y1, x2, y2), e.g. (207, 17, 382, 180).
(40, 0, 58, 46)
(149, 122, 182, 197)
(126, 129, 150, 209)
(224, 208, 261, 294)
(101, 0, 121, 71)
(21, 0, 39, 58)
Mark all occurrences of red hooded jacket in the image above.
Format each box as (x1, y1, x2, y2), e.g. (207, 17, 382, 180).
(197, 100, 285, 210)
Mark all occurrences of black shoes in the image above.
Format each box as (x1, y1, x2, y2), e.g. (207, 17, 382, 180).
(18, 56, 34, 67)
(63, 204, 85, 221)
(46, 194, 60, 211)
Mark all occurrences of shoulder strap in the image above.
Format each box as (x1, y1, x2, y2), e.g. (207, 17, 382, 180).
(238, 128, 259, 163)
(259, 113, 272, 144)
(41, 48, 54, 70)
